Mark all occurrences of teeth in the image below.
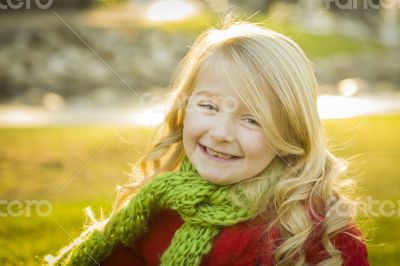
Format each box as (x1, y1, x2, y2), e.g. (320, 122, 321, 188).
(205, 147, 235, 159)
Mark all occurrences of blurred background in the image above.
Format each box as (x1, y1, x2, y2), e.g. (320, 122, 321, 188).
(0, 0, 399, 265)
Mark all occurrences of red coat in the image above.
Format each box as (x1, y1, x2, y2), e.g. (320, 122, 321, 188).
(101, 209, 369, 266)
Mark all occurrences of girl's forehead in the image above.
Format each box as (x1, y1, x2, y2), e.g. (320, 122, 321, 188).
(193, 67, 241, 99)
(195, 58, 243, 93)
(191, 52, 262, 112)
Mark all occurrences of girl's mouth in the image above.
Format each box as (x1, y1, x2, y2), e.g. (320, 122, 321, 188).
(199, 144, 241, 162)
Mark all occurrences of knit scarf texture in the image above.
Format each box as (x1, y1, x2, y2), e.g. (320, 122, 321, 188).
(47, 156, 285, 266)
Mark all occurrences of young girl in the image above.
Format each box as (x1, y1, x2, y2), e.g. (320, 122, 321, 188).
(46, 19, 369, 266)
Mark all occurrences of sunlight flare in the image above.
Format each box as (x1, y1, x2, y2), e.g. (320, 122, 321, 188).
(145, 0, 198, 22)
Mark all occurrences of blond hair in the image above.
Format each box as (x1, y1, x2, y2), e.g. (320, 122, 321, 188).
(115, 18, 359, 265)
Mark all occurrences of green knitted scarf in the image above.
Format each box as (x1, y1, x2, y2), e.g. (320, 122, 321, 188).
(46, 156, 285, 266)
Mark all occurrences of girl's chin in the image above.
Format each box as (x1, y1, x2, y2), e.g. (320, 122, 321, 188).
(197, 169, 236, 185)
(201, 177, 231, 185)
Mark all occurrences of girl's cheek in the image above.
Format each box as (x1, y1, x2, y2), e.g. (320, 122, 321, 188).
(187, 106, 211, 124)
(184, 110, 209, 133)
(238, 129, 267, 155)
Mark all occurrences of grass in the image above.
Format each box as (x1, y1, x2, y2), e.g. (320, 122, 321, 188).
(0, 113, 399, 265)
(324, 114, 400, 265)
(0, 126, 152, 265)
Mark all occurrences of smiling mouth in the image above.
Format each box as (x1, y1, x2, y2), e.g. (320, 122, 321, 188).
(199, 144, 241, 160)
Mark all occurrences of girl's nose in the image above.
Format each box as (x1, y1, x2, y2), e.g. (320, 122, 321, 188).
(209, 115, 235, 143)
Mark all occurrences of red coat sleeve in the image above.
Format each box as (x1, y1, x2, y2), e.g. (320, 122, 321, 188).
(331, 225, 369, 266)
(305, 224, 369, 265)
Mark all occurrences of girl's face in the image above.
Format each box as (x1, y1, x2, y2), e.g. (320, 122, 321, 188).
(182, 66, 276, 185)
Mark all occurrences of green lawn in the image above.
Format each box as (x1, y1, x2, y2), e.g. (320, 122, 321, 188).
(0, 113, 399, 265)
(324, 114, 400, 265)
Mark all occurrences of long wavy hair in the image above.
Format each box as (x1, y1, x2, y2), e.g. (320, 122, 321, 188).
(113, 18, 360, 265)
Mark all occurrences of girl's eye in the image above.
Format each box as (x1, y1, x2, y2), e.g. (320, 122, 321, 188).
(242, 117, 260, 127)
(198, 103, 218, 111)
